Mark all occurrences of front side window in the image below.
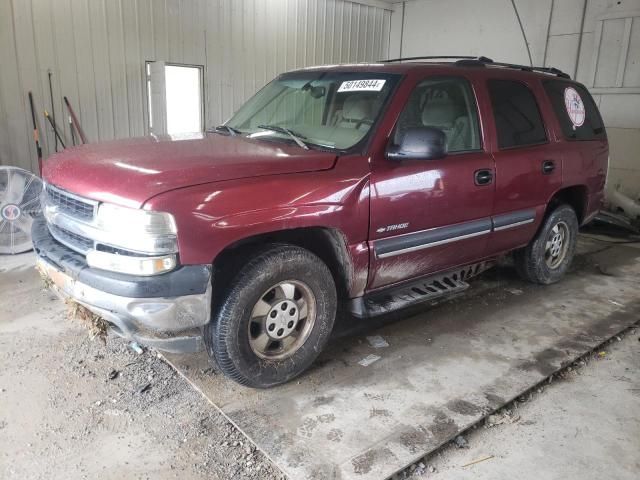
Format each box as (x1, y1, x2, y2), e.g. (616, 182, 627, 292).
(488, 80, 547, 149)
(225, 72, 400, 150)
(393, 77, 481, 153)
(543, 80, 606, 141)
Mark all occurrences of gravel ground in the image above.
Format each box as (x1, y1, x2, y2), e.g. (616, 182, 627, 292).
(0, 256, 282, 480)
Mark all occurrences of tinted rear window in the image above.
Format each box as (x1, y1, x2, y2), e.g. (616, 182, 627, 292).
(543, 81, 606, 141)
(488, 80, 547, 149)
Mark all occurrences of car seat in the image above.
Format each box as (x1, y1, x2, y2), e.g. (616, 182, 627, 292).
(332, 95, 374, 130)
(421, 96, 470, 152)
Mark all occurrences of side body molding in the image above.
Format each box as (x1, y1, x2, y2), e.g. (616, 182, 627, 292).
(373, 209, 537, 259)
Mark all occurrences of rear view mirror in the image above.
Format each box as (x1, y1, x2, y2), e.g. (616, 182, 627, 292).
(309, 86, 326, 98)
(386, 127, 447, 161)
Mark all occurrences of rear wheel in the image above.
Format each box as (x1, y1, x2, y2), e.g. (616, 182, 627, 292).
(205, 244, 337, 388)
(514, 204, 578, 284)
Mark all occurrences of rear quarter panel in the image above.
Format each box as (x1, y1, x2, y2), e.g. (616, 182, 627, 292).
(537, 81, 609, 221)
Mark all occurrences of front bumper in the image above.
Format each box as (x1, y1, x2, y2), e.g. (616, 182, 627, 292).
(32, 217, 212, 353)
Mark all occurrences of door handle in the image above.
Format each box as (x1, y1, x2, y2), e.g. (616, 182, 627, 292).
(542, 160, 556, 175)
(474, 169, 493, 186)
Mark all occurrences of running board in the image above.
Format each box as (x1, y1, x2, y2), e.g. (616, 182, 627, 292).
(349, 262, 492, 318)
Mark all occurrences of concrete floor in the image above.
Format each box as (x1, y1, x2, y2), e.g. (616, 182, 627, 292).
(1, 236, 639, 480)
(411, 330, 639, 479)
(164, 238, 640, 479)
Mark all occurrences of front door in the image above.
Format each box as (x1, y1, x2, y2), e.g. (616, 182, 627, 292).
(369, 76, 495, 290)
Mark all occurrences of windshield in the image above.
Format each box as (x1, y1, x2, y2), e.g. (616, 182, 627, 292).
(224, 71, 400, 150)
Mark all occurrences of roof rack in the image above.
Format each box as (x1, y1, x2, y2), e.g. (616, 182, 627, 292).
(381, 55, 494, 63)
(380, 55, 571, 79)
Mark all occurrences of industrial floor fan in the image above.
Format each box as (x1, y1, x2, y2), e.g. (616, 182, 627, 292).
(0, 166, 43, 254)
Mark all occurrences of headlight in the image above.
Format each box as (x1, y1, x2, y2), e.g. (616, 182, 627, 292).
(95, 203, 178, 254)
(87, 250, 176, 276)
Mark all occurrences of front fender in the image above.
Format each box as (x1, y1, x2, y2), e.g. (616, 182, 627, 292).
(144, 157, 371, 266)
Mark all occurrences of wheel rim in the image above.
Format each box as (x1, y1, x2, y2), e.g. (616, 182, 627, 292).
(248, 280, 316, 360)
(544, 221, 570, 269)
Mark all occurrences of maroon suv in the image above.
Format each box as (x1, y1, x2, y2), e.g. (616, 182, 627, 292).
(34, 57, 608, 387)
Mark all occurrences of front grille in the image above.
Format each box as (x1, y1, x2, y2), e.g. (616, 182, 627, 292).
(46, 184, 96, 221)
(48, 223, 94, 254)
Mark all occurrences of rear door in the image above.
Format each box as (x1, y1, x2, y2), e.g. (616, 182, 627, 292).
(541, 80, 608, 220)
(484, 78, 562, 255)
(368, 75, 495, 290)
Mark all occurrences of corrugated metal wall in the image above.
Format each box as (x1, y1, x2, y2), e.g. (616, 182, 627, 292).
(0, 0, 392, 173)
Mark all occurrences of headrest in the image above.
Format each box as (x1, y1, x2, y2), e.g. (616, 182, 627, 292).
(421, 99, 459, 127)
(342, 96, 371, 121)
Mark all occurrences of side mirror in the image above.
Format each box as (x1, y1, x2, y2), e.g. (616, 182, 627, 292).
(386, 127, 447, 161)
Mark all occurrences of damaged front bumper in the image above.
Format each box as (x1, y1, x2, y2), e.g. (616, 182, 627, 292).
(32, 217, 211, 353)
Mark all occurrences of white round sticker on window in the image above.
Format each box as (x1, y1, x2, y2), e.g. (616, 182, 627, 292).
(564, 87, 585, 128)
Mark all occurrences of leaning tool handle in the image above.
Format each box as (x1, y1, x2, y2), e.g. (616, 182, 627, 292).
(48, 71, 57, 152)
(64, 96, 87, 144)
(69, 116, 76, 146)
(28, 91, 43, 175)
(44, 110, 66, 149)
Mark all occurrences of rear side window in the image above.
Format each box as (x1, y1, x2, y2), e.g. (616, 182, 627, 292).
(488, 80, 547, 149)
(543, 81, 606, 141)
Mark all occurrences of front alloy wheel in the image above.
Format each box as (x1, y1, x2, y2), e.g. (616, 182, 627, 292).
(205, 245, 337, 388)
(248, 280, 316, 360)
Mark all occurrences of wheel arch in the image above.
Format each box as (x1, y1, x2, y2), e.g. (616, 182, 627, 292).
(210, 226, 354, 307)
(545, 184, 589, 223)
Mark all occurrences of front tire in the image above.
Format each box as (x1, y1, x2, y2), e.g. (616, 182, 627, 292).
(514, 204, 579, 284)
(205, 245, 337, 388)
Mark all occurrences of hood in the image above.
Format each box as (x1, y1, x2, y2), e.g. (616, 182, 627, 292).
(43, 133, 337, 208)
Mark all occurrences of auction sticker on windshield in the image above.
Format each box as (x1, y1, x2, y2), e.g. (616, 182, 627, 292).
(338, 79, 386, 92)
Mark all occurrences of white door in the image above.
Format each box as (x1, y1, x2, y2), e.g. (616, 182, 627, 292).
(146, 62, 204, 135)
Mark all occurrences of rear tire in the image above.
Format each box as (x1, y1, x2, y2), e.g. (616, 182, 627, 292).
(205, 244, 337, 388)
(514, 204, 578, 284)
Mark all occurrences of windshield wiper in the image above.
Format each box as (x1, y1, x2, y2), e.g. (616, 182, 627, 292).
(210, 125, 242, 136)
(257, 125, 309, 150)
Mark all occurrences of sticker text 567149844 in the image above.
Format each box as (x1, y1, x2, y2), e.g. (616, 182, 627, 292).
(337, 79, 386, 92)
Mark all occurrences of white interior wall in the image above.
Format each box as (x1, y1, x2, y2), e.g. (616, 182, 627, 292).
(0, 0, 392, 174)
(390, 0, 640, 198)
